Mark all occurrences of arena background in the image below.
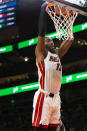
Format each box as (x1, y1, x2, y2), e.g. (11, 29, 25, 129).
(0, 0, 87, 131)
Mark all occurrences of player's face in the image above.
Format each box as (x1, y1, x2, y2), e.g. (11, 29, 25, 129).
(45, 37, 54, 50)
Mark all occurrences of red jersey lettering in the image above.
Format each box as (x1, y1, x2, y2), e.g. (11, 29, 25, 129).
(49, 56, 59, 62)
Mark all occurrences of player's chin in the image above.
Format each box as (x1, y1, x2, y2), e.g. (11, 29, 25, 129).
(52, 46, 55, 50)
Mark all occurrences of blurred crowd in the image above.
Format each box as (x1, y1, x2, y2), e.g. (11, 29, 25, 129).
(0, 92, 87, 131)
(0, 40, 87, 131)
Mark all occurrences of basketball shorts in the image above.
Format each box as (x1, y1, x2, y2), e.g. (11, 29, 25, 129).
(32, 89, 61, 128)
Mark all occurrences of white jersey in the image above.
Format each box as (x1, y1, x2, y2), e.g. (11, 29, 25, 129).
(37, 51, 62, 94)
(32, 51, 62, 127)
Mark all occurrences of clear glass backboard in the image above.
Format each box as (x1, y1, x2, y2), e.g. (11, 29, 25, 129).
(64, 0, 87, 7)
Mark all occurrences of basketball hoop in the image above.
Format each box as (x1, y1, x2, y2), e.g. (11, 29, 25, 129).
(46, 3, 78, 40)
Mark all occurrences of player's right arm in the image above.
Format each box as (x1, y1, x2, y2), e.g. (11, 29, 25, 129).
(35, 2, 48, 63)
(35, 37, 45, 63)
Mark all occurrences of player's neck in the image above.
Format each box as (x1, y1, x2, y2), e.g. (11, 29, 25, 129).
(45, 46, 56, 54)
(48, 48, 56, 54)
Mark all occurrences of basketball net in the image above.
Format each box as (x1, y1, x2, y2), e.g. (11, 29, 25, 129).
(46, 3, 78, 40)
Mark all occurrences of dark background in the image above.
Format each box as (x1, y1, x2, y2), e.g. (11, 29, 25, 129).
(0, 0, 87, 131)
(0, 0, 87, 45)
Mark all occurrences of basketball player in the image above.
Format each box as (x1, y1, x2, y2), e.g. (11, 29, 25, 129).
(32, 1, 73, 131)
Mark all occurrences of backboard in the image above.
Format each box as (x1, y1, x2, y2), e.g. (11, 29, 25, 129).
(47, 0, 87, 16)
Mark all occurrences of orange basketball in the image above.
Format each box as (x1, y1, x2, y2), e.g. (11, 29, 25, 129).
(61, 7, 68, 15)
(46, 3, 76, 16)
(55, 6, 68, 15)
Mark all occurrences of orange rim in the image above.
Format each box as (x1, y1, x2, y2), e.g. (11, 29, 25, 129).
(47, 3, 56, 6)
(46, 3, 60, 15)
(46, 3, 77, 15)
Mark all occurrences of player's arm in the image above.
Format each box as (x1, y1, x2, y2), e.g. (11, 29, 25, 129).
(35, 2, 48, 62)
(35, 37, 45, 62)
(56, 13, 74, 59)
(55, 39, 73, 59)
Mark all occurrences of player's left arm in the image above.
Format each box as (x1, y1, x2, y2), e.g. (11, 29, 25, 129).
(55, 39, 73, 59)
(55, 13, 74, 59)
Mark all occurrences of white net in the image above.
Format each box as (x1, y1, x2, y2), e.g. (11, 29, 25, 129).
(46, 4, 78, 40)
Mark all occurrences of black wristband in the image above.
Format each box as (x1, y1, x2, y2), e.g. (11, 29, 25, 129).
(38, 2, 48, 37)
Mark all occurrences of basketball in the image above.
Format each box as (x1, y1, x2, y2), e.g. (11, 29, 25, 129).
(55, 6, 69, 15)
(47, 4, 70, 15)
(61, 7, 68, 15)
